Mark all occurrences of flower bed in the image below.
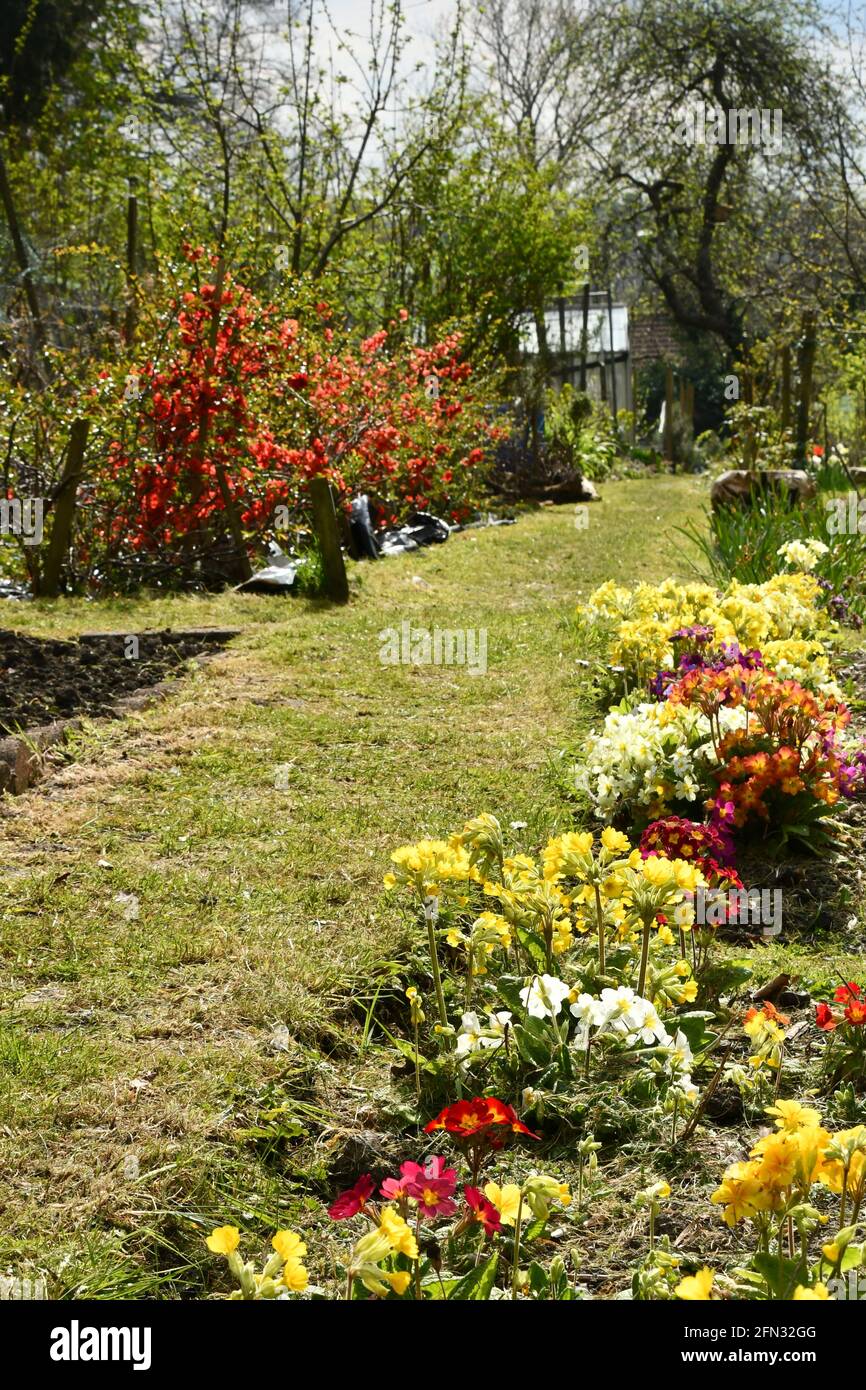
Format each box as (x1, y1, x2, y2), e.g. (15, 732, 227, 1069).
(202, 567, 866, 1302)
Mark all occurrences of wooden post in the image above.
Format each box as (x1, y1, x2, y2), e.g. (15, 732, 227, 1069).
(124, 178, 138, 346)
(578, 283, 590, 392)
(664, 363, 675, 468)
(631, 366, 638, 442)
(38, 418, 89, 597)
(795, 312, 817, 468)
(780, 345, 792, 432)
(606, 287, 618, 419)
(310, 475, 349, 603)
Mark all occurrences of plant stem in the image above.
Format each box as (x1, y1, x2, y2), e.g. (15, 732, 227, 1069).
(594, 884, 606, 975)
(511, 1192, 524, 1300)
(424, 901, 448, 1032)
(637, 915, 653, 998)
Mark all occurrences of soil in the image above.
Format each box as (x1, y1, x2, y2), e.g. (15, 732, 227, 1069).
(0, 628, 236, 734)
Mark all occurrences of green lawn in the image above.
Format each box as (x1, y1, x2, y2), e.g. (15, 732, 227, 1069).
(0, 475, 857, 1298)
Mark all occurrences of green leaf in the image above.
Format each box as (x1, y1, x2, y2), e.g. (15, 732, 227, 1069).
(752, 1252, 807, 1300)
(514, 1023, 555, 1067)
(448, 1251, 499, 1300)
(516, 925, 548, 970)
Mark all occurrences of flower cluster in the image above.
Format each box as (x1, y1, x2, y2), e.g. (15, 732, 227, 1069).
(573, 698, 742, 821)
(84, 248, 499, 587)
(815, 981, 866, 1087)
(639, 816, 739, 884)
(777, 538, 829, 573)
(384, 818, 708, 1142)
(204, 1225, 308, 1299)
(581, 574, 833, 690)
(576, 621, 865, 841)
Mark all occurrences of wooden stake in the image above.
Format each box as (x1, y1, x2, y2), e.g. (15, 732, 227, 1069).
(38, 419, 89, 597)
(664, 364, 675, 468)
(310, 475, 349, 604)
(796, 312, 817, 468)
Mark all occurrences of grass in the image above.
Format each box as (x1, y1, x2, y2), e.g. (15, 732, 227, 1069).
(1, 473, 863, 1299)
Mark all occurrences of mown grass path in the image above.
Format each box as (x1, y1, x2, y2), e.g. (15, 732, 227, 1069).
(1, 478, 713, 1294)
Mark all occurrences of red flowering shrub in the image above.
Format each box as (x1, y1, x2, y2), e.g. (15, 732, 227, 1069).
(79, 248, 501, 588)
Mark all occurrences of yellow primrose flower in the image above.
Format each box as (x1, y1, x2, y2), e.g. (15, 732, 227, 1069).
(483, 1181, 523, 1226)
(793, 1283, 829, 1300)
(642, 857, 676, 887)
(711, 1163, 764, 1226)
(675, 1267, 714, 1300)
(765, 1099, 822, 1132)
(601, 827, 631, 855)
(272, 1230, 307, 1263)
(282, 1257, 309, 1293)
(379, 1205, 419, 1260)
(206, 1225, 241, 1255)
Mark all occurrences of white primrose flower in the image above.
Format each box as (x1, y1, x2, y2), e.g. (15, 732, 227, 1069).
(664, 1029, 694, 1074)
(596, 985, 646, 1034)
(626, 999, 672, 1047)
(569, 992, 605, 1027)
(455, 1009, 512, 1060)
(520, 973, 572, 1020)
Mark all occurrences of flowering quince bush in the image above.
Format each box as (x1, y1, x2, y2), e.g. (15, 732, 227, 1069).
(382, 815, 715, 1140)
(205, 1098, 580, 1300)
(76, 246, 501, 588)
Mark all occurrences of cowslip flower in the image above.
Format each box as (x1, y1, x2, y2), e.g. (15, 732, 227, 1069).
(349, 1229, 413, 1297)
(378, 1205, 419, 1259)
(272, 1231, 308, 1292)
(328, 1173, 376, 1220)
(522, 1174, 571, 1220)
